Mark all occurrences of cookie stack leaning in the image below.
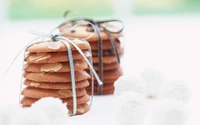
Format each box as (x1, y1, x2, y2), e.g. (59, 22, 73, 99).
(60, 25, 124, 95)
(21, 39, 92, 115)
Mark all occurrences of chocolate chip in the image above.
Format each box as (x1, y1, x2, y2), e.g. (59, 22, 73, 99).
(107, 49, 113, 55)
(86, 27, 94, 32)
(71, 30, 76, 33)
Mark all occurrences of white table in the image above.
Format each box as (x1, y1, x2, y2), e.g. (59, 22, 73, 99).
(0, 16, 200, 124)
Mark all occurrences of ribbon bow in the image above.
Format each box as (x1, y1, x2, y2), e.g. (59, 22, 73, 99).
(60, 11, 124, 94)
(5, 21, 102, 116)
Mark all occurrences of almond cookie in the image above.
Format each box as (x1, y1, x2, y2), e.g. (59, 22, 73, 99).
(25, 50, 91, 63)
(68, 103, 90, 116)
(24, 79, 89, 89)
(24, 70, 90, 82)
(21, 94, 90, 107)
(24, 60, 88, 73)
(60, 25, 123, 42)
(26, 39, 90, 53)
(22, 87, 87, 99)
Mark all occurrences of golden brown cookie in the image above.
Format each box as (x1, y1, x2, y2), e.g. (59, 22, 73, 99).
(92, 54, 123, 64)
(22, 87, 87, 99)
(87, 62, 120, 71)
(24, 70, 90, 82)
(21, 94, 90, 107)
(88, 78, 119, 86)
(24, 60, 88, 73)
(60, 25, 123, 42)
(24, 79, 89, 89)
(26, 39, 90, 53)
(25, 50, 91, 63)
(86, 84, 114, 91)
(68, 103, 90, 116)
(87, 87, 115, 95)
(102, 68, 123, 80)
(90, 68, 122, 81)
(90, 40, 121, 50)
(92, 47, 124, 56)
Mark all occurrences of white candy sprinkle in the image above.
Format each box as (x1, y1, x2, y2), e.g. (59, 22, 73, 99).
(11, 108, 50, 125)
(151, 100, 187, 125)
(114, 75, 147, 96)
(140, 69, 165, 99)
(113, 91, 146, 125)
(32, 97, 69, 125)
(162, 80, 191, 104)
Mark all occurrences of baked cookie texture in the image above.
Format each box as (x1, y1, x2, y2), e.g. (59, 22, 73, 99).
(60, 24, 124, 95)
(21, 39, 92, 115)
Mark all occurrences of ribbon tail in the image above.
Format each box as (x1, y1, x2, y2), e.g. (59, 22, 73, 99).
(95, 24, 104, 95)
(59, 37, 103, 86)
(88, 48, 94, 106)
(105, 31, 120, 63)
(61, 40, 77, 116)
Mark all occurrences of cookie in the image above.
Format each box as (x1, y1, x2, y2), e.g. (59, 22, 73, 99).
(103, 68, 123, 80)
(90, 68, 123, 81)
(22, 87, 87, 99)
(68, 103, 90, 116)
(24, 70, 90, 82)
(90, 40, 121, 50)
(88, 62, 120, 71)
(60, 25, 123, 42)
(89, 80, 115, 86)
(92, 47, 124, 56)
(87, 87, 115, 95)
(26, 39, 90, 53)
(24, 60, 88, 73)
(24, 79, 89, 89)
(88, 78, 119, 85)
(92, 54, 123, 64)
(21, 94, 90, 106)
(86, 84, 114, 91)
(25, 50, 91, 63)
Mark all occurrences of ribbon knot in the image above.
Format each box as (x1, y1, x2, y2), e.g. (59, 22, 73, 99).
(5, 20, 102, 116)
(62, 11, 124, 94)
(50, 34, 60, 41)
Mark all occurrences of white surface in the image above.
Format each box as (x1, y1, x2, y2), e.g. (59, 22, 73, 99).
(0, 15, 200, 124)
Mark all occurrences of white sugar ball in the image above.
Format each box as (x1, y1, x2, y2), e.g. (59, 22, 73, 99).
(11, 108, 50, 125)
(113, 91, 146, 125)
(114, 75, 147, 96)
(151, 100, 187, 125)
(0, 105, 19, 125)
(32, 97, 69, 125)
(162, 80, 191, 104)
(140, 69, 165, 99)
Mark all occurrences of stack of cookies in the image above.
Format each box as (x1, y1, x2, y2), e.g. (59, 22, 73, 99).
(60, 25, 124, 95)
(21, 39, 92, 115)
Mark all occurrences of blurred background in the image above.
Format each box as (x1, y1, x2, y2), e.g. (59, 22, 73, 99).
(0, 0, 200, 125)
(0, 0, 200, 20)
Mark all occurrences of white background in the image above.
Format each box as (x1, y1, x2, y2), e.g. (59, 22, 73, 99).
(0, 15, 200, 124)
